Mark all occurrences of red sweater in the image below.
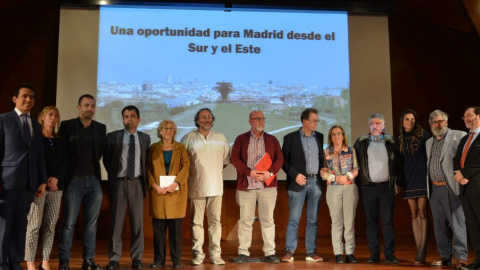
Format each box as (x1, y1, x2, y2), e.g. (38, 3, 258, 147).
(231, 131, 284, 190)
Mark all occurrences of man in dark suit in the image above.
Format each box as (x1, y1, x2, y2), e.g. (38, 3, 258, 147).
(0, 84, 47, 270)
(454, 106, 480, 270)
(281, 108, 324, 263)
(103, 106, 150, 270)
(58, 94, 106, 270)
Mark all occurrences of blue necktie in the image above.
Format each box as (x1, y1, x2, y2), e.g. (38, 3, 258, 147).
(127, 134, 135, 179)
(22, 114, 32, 144)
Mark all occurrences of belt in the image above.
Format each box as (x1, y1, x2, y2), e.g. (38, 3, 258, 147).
(306, 174, 318, 178)
(432, 181, 447, 186)
(117, 176, 141, 181)
(368, 181, 389, 186)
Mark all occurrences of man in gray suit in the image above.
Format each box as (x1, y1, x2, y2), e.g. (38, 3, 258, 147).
(426, 110, 468, 268)
(103, 105, 150, 270)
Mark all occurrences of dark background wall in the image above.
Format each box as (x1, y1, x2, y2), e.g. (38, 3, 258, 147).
(2, 0, 480, 239)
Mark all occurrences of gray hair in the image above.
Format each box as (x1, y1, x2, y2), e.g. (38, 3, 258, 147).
(249, 110, 263, 119)
(429, 110, 449, 123)
(369, 113, 385, 124)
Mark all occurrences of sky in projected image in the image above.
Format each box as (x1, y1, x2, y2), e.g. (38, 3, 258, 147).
(97, 6, 350, 147)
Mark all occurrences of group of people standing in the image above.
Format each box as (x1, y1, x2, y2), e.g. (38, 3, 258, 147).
(1, 83, 480, 270)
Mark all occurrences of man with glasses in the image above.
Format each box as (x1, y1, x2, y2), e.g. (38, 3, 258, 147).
(281, 108, 324, 263)
(454, 106, 480, 270)
(231, 110, 284, 264)
(103, 105, 151, 270)
(353, 113, 403, 264)
(426, 110, 468, 268)
(180, 108, 230, 265)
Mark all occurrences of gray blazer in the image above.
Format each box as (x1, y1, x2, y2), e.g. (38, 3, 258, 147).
(426, 128, 467, 196)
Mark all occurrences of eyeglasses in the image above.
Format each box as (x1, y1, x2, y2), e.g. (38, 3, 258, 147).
(162, 127, 174, 131)
(199, 115, 213, 120)
(307, 119, 319, 124)
(250, 117, 267, 121)
(462, 114, 477, 120)
(431, 120, 445, 125)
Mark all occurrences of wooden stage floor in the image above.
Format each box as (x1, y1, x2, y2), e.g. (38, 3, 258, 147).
(32, 236, 474, 270)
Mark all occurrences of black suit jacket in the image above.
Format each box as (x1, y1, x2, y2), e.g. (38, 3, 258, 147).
(454, 132, 480, 195)
(103, 129, 150, 197)
(0, 110, 47, 190)
(282, 130, 324, 192)
(59, 117, 106, 187)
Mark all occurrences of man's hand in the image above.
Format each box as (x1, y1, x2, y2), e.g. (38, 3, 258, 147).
(454, 170, 464, 183)
(295, 174, 307, 186)
(460, 178, 470, 185)
(35, 183, 47, 198)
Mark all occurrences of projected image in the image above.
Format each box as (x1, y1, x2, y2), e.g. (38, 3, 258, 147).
(97, 6, 350, 146)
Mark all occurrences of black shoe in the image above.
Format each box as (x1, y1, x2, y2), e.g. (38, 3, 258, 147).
(59, 260, 70, 270)
(335, 255, 344, 264)
(82, 259, 101, 270)
(149, 261, 164, 268)
(367, 256, 380, 263)
(39, 263, 46, 270)
(233, 254, 249, 264)
(264, 255, 280, 264)
(132, 260, 143, 269)
(172, 262, 181, 268)
(385, 256, 399, 264)
(345, 254, 357, 263)
(106, 261, 119, 270)
(462, 259, 480, 270)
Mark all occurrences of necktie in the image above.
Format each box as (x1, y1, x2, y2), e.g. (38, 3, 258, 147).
(22, 114, 32, 144)
(127, 134, 135, 179)
(460, 132, 475, 169)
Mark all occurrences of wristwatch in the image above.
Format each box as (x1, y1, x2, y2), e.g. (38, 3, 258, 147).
(269, 171, 274, 177)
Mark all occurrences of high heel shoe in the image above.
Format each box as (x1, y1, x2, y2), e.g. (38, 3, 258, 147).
(39, 263, 46, 270)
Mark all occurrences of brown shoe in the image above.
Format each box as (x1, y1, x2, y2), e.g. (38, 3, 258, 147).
(281, 251, 294, 263)
(305, 253, 323, 262)
(456, 259, 468, 269)
(431, 257, 452, 266)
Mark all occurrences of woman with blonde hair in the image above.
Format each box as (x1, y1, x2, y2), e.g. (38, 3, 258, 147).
(147, 120, 189, 269)
(25, 106, 67, 270)
(320, 125, 359, 264)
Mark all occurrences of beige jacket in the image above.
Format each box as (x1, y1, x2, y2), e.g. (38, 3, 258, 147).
(147, 140, 189, 219)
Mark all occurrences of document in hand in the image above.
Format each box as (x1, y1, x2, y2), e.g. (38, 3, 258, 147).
(159, 175, 179, 190)
(255, 152, 275, 186)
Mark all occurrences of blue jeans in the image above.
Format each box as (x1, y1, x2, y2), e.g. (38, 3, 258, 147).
(285, 177, 322, 254)
(58, 176, 103, 261)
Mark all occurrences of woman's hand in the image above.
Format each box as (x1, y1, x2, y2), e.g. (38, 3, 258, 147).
(152, 184, 167, 195)
(166, 182, 179, 193)
(47, 177, 59, 191)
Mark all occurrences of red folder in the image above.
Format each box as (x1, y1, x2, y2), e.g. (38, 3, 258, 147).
(255, 152, 275, 186)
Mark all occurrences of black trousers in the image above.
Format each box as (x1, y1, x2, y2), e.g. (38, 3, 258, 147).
(360, 184, 396, 258)
(152, 218, 182, 264)
(460, 182, 480, 259)
(0, 189, 34, 270)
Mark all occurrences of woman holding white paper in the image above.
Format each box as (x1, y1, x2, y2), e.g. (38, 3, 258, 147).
(146, 119, 190, 269)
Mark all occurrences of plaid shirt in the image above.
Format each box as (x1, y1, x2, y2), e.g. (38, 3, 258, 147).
(247, 131, 266, 189)
(429, 133, 446, 182)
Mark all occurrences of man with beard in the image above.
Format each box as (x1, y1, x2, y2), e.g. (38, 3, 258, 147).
(426, 110, 468, 268)
(58, 94, 106, 270)
(103, 106, 151, 270)
(353, 113, 403, 264)
(454, 106, 480, 270)
(231, 110, 284, 264)
(180, 108, 230, 265)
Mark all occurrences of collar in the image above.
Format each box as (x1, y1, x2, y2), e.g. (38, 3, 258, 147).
(299, 128, 316, 138)
(124, 129, 138, 137)
(14, 108, 30, 117)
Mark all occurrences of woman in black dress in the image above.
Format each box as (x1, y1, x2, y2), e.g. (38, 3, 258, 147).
(399, 109, 429, 264)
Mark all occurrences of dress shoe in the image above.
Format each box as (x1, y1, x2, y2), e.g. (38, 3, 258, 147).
(431, 257, 452, 266)
(59, 260, 70, 270)
(82, 259, 101, 270)
(106, 261, 119, 270)
(149, 261, 164, 268)
(367, 256, 380, 263)
(335, 255, 344, 264)
(462, 259, 480, 270)
(132, 260, 143, 269)
(172, 262, 181, 268)
(457, 259, 468, 269)
(39, 263, 47, 270)
(345, 254, 357, 263)
(385, 256, 399, 264)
